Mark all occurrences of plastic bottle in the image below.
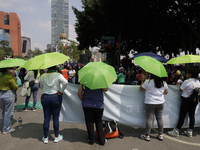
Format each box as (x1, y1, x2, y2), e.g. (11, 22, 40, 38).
(18, 117, 22, 129)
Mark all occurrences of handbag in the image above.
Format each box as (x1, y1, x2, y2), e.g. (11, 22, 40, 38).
(20, 81, 31, 97)
(29, 80, 35, 87)
(15, 71, 21, 87)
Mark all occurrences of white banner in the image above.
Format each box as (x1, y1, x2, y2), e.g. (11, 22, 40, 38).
(59, 83, 200, 128)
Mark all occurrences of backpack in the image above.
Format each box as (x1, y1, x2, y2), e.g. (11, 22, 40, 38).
(186, 80, 200, 102)
(96, 121, 124, 139)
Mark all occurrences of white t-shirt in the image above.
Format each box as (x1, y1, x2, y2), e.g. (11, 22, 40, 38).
(40, 72, 68, 94)
(176, 79, 183, 86)
(142, 79, 168, 104)
(24, 71, 35, 82)
(180, 78, 200, 98)
(68, 70, 76, 77)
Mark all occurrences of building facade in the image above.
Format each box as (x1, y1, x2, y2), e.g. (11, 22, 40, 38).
(51, 0, 69, 51)
(47, 44, 51, 50)
(0, 11, 22, 55)
(0, 28, 11, 47)
(21, 36, 31, 57)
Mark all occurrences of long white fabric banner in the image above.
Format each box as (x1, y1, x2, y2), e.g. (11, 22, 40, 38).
(59, 83, 200, 128)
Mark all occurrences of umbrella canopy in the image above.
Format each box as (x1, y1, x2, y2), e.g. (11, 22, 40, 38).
(132, 52, 168, 63)
(78, 62, 117, 90)
(0, 58, 26, 68)
(23, 52, 70, 70)
(135, 56, 167, 77)
(166, 54, 200, 64)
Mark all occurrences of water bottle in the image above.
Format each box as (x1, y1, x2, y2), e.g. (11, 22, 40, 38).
(18, 117, 22, 129)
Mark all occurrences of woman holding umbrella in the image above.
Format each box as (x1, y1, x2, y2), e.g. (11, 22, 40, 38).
(0, 68, 18, 134)
(134, 56, 168, 141)
(78, 84, 108, 145)
(140, 74, 168, 141)
(77, 62, 117, 145)
(40, 66, 68, 144)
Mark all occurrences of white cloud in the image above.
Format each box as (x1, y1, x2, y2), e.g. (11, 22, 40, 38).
(37, 21, 51, 31)
(48, 0, 51, 4)
(32, 43, 46, 51)
(21, 30, 32, 38)
(16, 5, 35, 12)
(69, 24, 77, 39)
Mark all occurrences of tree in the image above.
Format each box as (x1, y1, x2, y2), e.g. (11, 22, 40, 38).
(27, 49, 33, 58)
(73, 0, 200, 60)
(0, 49, 5, 61)
(33, 48, 43, 56)
(44, 48, 52, 53)
(0, 40, 9, 48)
(63, 41, 81, 63)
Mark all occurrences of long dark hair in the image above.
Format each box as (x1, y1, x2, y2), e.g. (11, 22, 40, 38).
(187, 68, 198, 79)
(33, 70, 38, 79)
(149, 74, 164, 88)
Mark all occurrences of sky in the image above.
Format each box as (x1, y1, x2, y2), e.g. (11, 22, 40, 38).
(0, 0, 83, 51)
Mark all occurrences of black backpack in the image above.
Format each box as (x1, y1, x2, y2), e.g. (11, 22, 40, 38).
(188, 80, 200, 102)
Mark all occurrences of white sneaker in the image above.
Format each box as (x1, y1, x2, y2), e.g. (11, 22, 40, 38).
(184, 130, 192, 137)
(54, 134, 63, 143)
(167, 128, 179, 137)
(2, 128, 15, 134)
(141, 134, 150, 141)
(42, 137, 48, 144)
(157, 134, 163, 141)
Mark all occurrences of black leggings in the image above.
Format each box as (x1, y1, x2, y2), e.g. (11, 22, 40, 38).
(176, 96, 198, 130)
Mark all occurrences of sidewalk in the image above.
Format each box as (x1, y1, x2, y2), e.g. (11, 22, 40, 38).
(0, 87, 200, 150)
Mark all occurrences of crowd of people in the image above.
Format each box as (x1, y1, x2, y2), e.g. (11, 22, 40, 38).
(0, 62, 200, 145)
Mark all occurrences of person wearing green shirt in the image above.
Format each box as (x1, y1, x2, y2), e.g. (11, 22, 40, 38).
(0, 68, 18, 134)
(117, 68, 125, 84)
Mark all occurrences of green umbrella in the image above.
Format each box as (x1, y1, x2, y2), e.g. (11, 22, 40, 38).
(78, 62, 117, 90)
(166, 54, 200, 64)
(0, 58, 26, 68)
(23, 52, 70, 70)
(135, 56, 167, 77)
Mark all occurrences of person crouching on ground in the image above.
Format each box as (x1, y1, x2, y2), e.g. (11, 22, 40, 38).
(78, 84, 108, 145)
(140, 74, 168, 141)
(39, 66, 68, 144)
(0, 68, 18, 134)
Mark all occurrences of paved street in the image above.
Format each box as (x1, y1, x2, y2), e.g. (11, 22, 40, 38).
(0, 87, 200, 150)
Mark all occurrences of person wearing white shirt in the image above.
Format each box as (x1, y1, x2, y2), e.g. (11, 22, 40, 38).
(68, 66, 76, 84)
(168, 68, 200, 138)
(140, 74, 168, 141)
(23, 70, 39, 111)
(39, 66, 68, 144)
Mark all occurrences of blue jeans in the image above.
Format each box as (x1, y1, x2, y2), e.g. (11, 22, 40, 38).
(68, 76, 75, 84)
(41, 93, 62, 138)
(0, 90, 15, 132)
(25, 83, 39, 108)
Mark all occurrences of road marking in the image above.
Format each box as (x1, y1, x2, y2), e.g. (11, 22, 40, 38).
(152, 128, 200, 146)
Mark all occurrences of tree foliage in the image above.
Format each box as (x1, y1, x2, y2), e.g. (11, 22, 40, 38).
(63, 41, 81, 63)
(27, 48, 43, 58)
(0, 40, 13, 60)
(73, 0, 200, 58)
